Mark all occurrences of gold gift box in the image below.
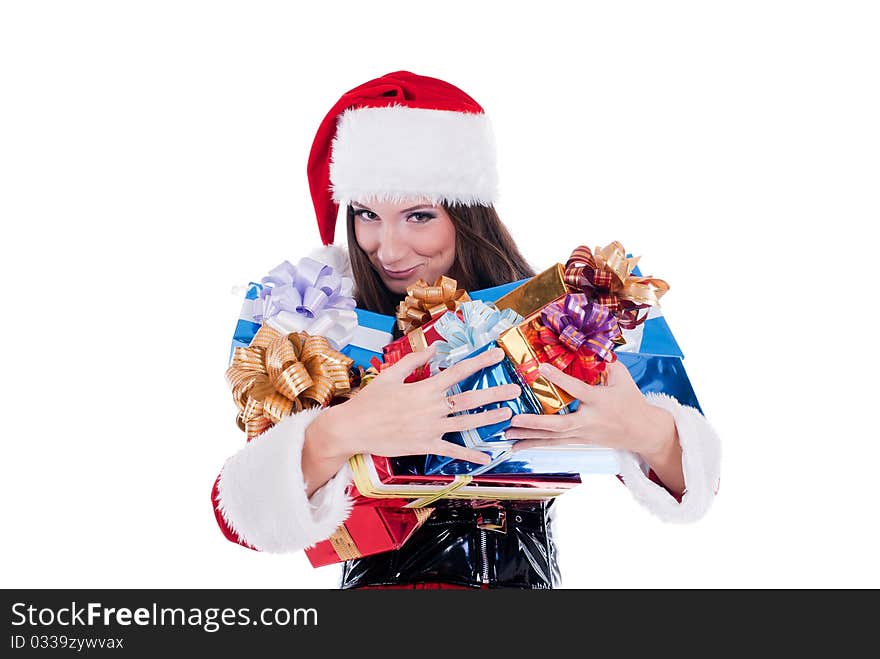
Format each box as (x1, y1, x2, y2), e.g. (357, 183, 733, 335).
(496, 308, 575, 415)
(492, 263, 575, 414)
(493, 263, 568, 318)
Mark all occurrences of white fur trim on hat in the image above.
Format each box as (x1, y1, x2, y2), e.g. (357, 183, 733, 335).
(615, 392, 721, 523)
(329, 105, 499, 206)
(215, 407, 354, 553)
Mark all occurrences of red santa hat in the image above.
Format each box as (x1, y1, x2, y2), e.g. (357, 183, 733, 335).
(307, 70, 499, 245)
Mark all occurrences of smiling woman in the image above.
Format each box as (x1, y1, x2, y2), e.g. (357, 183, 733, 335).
(346, 199, 534, 318)
(211, 70, 721, 589)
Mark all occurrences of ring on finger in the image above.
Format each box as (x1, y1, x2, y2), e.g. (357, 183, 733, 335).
(445, 394, 457, 414)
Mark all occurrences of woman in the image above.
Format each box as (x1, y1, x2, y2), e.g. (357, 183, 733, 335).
(212, 71, 721, 588)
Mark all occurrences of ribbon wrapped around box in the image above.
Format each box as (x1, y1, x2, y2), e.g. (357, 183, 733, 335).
(349, 453, 581, 509)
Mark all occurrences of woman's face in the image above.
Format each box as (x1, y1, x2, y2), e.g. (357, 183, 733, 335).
(352, 197, 457, 295)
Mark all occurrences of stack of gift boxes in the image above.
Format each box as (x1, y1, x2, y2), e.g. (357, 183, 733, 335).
(226, 243, 702, 567)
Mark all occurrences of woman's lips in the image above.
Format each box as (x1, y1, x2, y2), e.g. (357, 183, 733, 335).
(381, 264, 421, 280)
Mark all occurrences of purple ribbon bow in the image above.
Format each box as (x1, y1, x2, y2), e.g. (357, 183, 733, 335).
(252, 258, 357, 348)
(539, 293, 621, 362)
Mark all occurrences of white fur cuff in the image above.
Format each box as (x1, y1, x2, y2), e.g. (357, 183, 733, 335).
(616, 392, 721, 523)
(215, 407, 354, 553)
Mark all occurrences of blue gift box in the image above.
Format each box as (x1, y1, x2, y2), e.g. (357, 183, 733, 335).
(229, 283, 395, 369)
(467, 277, 530, 305)
(229, 283, 263, 363)
(339, 308, 396, 369)
(426, 351, 701, 476)
(615, 263, 683, 359)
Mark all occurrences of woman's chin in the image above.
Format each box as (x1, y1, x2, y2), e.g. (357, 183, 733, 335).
(383, 277, 414, 295)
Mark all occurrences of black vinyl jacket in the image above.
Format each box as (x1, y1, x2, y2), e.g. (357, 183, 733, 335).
(340, 498, 559, 589)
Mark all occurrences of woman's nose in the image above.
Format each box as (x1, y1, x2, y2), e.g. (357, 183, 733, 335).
(376, 222, 407, 265)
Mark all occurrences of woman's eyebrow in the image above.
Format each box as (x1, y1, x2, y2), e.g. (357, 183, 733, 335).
(351, 203, 434, 213)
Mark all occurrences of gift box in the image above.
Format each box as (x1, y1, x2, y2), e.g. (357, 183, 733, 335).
(427, 437, 621, 476)
(230, 282, 264, 361)
(304, 498, 433, 567)
(339, 308, 396, 369)
(496, 315, 573, 414)
(492, 263, 568, 318)
(467, 277, 530, 305)
(613, 264, 682, 358)
(381, 310, 457, 383)
(380, 278, 527, 383)
(349, 452, 580, 508)
(230, 260, 394, 370)
(425, 349, 701, 476)
(423, 341, 546, 475)
(485, 264, 577, 414)
(499, 293, 621, 414)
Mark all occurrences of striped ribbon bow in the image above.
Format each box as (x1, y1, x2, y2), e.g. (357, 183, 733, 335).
(534, 293, 619, 385)
(563, 243, 669, 330)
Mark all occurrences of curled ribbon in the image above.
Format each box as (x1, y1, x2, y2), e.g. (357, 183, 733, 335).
(226, 324, 355, 439)
(563, 243, 669, 330)
(252, 258, 358, 349)
(396, 275, 471, 334)
(430, 301, 524, 374)
(532, 293, 619, 385)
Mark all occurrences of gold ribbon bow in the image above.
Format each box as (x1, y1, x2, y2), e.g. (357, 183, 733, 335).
(395, 275, 471, 334)
(226, 324, 355, 439)
(564, 242, 670, 329)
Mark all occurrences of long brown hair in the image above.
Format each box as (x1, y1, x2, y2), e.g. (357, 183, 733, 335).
(345, 203, 536, 331)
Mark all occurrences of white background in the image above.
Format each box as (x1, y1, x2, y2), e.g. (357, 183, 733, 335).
(1, 1, 877, 588)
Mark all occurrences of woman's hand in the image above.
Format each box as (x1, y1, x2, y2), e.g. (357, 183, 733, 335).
(505, 360, 680, 468)
(314, 344, 522, 466)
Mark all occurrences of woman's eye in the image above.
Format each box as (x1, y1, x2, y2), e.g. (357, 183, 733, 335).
(354, 209, 378, 221)
(408, 212, 435, 223)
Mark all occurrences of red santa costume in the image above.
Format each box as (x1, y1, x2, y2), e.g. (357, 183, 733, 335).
(211, 71, 721, 586)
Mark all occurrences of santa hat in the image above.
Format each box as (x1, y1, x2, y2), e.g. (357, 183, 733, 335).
(307, 70, 499, 245)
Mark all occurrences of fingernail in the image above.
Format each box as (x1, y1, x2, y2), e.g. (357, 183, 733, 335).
(538, 363, 552, 375)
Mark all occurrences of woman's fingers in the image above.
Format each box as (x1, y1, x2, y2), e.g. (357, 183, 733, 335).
(447, 384, 521, 413)
(507, 412, 575, 432)
(443, 406, 512, 433)
(538, 363, 602, 403)
(429, 440, 492, 465)
(430, 347, 506, 390)
(382, 344, 437, 381)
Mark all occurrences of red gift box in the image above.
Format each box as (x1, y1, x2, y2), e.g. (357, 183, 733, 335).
(351, 454, 581, 508)
(305, 496, 432, 567)
(381, 309, 464, 383)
